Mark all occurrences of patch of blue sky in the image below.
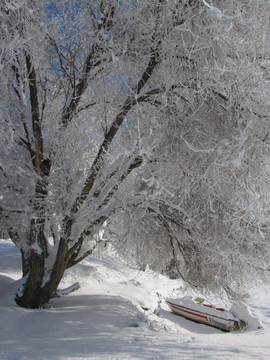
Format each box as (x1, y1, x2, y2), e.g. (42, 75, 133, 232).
(45, 1, 89, 43)
(46, 0, 85, 21)
(44, 1, 91, 80)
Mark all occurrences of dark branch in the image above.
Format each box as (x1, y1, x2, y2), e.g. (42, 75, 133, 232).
(25, 52, 44, 176)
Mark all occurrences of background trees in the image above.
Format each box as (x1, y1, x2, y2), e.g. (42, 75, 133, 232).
(0, 0, 270, 308)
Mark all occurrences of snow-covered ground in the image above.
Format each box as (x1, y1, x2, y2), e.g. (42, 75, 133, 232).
(0, 239, 270, 360)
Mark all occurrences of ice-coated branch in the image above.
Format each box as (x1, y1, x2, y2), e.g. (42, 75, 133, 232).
(66, 44, 161, 222)
(61, 2, 118, 128)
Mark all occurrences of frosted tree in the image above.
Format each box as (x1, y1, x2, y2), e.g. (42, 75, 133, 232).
(0, 0, 270, 308)
(111, 0, 270, 297)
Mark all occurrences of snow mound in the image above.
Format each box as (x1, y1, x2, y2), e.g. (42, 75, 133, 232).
(230, 302, 263, 331)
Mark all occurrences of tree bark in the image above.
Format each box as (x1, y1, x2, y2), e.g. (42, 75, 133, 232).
(15, 249, 46, 308)
(20, 248, 30, 277)
(15, 238, 68, 308)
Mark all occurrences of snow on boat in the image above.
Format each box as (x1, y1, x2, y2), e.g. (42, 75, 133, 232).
(165, 296, 247, 331)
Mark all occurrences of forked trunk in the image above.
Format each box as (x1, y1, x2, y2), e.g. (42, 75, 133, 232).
(16, 240, 68, 309)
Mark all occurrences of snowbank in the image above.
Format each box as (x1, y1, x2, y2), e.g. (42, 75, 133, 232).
(230, 302, 263, 331)
(1, 239, 270, 360)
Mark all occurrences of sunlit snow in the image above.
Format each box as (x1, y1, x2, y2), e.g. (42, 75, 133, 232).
(0, 239, 269, 360)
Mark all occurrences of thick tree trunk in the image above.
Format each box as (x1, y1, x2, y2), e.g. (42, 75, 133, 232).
(15, 239, 68, 309)
(15, 249, 46, 308)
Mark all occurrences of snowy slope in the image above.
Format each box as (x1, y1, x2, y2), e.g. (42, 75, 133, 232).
(0, 239, 270, 360)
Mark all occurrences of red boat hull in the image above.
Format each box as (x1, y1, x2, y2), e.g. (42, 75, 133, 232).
(166, 299, 243, 331)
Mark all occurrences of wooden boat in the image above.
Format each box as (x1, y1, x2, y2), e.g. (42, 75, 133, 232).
(165, 296, 247, 331)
